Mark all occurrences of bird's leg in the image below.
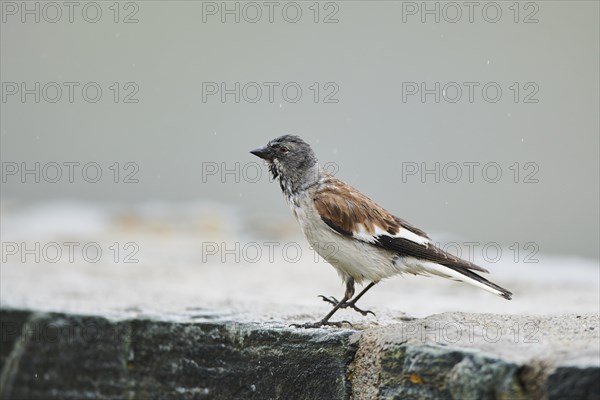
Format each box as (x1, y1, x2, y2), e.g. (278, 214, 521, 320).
(294, 280, 379, 328)
(293, 279, 355, 328)
(342, 282, 377, 316)
(319, 280, 377, 317)
(319, 278, 355, 308)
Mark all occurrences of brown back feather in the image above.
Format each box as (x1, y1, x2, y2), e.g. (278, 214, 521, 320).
(314, 177, 429, 238)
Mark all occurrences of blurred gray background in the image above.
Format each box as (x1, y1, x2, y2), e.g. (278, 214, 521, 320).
(1, 0, 599, 260)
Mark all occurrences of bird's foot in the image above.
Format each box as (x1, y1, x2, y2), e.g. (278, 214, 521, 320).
(345, 303, 376, 317)
(290, 319, 353, 329)
(318, 295, 376, 317)
(318, 295, 341, 306)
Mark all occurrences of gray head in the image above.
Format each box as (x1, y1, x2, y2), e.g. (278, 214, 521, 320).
(250, 135, 319, 194)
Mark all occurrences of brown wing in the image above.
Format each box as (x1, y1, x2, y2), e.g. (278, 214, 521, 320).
(313, 177, 489, 274)
(313, 177, 429, 239)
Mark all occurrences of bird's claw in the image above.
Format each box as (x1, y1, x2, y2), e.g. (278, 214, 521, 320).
(318, 295, 340, 306)
(351, 305, 376, 317)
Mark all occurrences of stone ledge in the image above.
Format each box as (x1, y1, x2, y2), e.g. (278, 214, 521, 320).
(1, 309, 598, 400)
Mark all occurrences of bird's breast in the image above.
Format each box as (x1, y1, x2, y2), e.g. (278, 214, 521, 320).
(288, 191, 402, 283)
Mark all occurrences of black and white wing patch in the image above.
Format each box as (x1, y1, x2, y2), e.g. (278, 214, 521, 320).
(313, 177, 489, 274)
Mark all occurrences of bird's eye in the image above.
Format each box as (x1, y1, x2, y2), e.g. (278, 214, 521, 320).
(280, 146, 289, 153)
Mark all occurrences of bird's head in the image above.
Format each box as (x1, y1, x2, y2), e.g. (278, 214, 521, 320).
(250, 135, 318, 182)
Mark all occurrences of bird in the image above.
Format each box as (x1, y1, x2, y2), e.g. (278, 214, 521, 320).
(250, 135, 512, 328)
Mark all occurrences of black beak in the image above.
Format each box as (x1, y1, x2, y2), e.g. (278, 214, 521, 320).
(250, 145, 273, 160)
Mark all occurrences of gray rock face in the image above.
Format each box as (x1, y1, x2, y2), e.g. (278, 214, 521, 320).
(0, 310, 355, 400)
(1, 309, 598, 400)
(350, 313, 599, 400)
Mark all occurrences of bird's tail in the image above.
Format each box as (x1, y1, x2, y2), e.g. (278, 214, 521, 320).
(418, 261, 513, 300)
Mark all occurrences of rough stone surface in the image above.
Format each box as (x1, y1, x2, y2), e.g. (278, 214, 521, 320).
(0, 309, 356, 400)
(349, 313, 599, 400)
(544, 366, 600, 400)
(0, 309, 30, 374)
(1, 309, 598, 400)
